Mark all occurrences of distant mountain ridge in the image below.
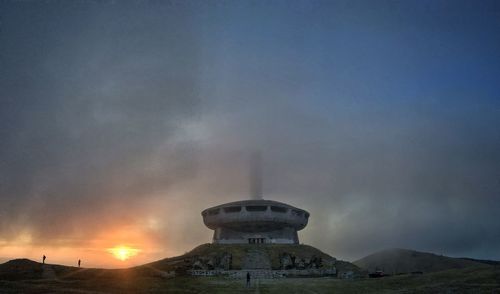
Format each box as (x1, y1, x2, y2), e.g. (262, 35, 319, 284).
(354, 248, 490, 274)
(459, 257, 500, 266)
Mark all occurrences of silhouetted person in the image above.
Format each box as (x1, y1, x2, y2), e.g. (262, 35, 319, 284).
(78, 259, 81, 268)
(246, 272, 250, 287)
(42, 255, 46, 264)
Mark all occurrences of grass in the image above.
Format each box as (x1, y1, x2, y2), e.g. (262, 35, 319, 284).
(148, 243, 353, 271)
(256, 266, 500, 294)
(0, 265, 499, 293)
(354, 248, 485, 274)
(2, 248, 499, 293)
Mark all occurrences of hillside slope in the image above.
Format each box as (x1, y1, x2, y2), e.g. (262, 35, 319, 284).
(354, 248, 487, 274)
(0, 259, 43, 280)
(145, 243, 361, 275)
(1, 262, 499, 293)
(0, 244, 361, 281)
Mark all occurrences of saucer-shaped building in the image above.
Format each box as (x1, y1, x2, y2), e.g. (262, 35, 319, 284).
(202, 199, 309, 244)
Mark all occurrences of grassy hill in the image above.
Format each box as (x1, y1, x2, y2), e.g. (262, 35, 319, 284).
(145, 243, 358, 273)
(1, 247, 498, 293)
(0, 263, 499, 293)
(0, 243, 361, 281)
(354, 248, 487, 274)
(0, 259, 43, 280)
(460, 257, 500, 266)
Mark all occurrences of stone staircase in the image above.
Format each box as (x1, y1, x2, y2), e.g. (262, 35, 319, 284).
(188, 269, 337, 279)
(236, 270, 280, 279)
(242, 248, 271, 270)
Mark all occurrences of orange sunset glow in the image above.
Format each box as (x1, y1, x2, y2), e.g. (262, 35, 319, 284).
(0, 216, 196, 268)
(107, 246, 140, 261)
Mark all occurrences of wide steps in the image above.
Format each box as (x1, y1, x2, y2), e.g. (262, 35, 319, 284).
(242, 249, 271, 269)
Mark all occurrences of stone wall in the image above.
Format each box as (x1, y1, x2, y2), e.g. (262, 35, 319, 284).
(279, 252, 328, 270)
(188, 268, 338, 279)
(191, 252, 232, 270)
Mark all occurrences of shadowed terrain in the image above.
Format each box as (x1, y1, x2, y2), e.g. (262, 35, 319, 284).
(354, 248, 488, 274)
(1, 247, 500, 293)
(145, 243, 358, 273)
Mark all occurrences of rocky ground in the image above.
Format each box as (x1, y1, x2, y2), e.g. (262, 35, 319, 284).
(145, 243, 361, 277)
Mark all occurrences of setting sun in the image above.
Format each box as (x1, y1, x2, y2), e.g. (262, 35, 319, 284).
(107, 246, 140, 261)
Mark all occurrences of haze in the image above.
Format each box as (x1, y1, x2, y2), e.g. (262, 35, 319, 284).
(1, 0, 499, 268)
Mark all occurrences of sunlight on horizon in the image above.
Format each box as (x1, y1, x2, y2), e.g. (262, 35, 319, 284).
(107, 245, 141, 261)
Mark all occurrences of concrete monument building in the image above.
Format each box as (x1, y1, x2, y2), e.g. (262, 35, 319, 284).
(202, 199, 309, 244)
(202, 153, 309, 244)
(192, 155, 354, 276)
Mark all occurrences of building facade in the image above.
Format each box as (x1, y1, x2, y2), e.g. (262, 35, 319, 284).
(202, 199, 309, 244)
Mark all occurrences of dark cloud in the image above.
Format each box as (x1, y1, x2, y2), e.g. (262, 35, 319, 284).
(0, 1, 202, 243)
(194, 93, 500, 260)
(1, 0, 500, 264)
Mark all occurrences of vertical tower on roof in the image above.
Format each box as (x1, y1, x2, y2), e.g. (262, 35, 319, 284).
(250, 151, 263, 200)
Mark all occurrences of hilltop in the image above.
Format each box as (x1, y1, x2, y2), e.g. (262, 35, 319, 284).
(354, 248, 488, 274)
(0, 259, 43, 280)
(0, 257, 499, 293)
(144, 243, 360, 276)
(0, 243, 362, 281)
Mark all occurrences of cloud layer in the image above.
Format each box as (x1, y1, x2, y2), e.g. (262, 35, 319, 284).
(1, 1, 499, 265)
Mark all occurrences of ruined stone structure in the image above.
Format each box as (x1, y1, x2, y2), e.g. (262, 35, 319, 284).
(202, 199, 309, 244)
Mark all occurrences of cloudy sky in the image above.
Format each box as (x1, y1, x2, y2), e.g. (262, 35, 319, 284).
(1, 0, 499, 267)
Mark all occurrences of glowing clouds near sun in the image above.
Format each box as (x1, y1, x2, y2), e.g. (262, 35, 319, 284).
(107, 245, 141, 261)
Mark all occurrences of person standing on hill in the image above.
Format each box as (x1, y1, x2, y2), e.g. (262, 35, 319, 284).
(78, 259, 81, 268)
(42, 255, 46, 264)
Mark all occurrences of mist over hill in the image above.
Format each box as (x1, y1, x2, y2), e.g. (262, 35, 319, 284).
(354, 248, 489, 274)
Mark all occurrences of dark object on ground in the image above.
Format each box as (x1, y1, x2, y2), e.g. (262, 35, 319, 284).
(368, 270, 388, 278)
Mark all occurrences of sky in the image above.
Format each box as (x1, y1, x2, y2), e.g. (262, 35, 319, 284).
(1, 0, 500, 268)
